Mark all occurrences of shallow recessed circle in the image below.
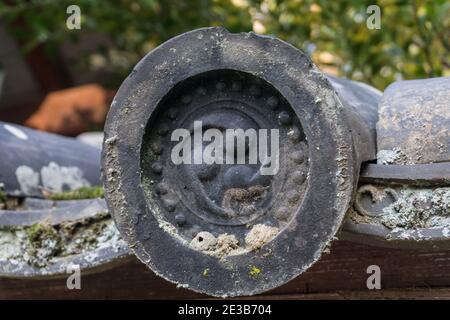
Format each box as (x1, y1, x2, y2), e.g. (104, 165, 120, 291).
(102, 27, 356, 297)
(141, 70, 309, 240)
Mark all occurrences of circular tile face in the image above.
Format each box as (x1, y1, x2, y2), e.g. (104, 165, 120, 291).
(141, 70, 309, 249)
(103, 27, 357, 297)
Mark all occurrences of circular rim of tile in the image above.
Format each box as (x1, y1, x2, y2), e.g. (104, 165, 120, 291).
(102, 27, 357, 297)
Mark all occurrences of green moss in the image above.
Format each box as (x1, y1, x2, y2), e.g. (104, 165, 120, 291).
(249, 265, 262, 278)
(48, 186, 104, 200)
(26, 223, 59, 244)
(25, 223, 61, 267)
(141, 175, 156, 197)
(0, 212, 115, 268)
(202, 268, 210, 277)
(0, 190, 6, 205)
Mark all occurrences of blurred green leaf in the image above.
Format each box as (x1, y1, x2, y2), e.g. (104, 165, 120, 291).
(0, 0, 448, 89)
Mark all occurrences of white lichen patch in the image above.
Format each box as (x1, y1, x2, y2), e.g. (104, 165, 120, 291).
(0, 213, 125, 269)
(245, 224, 279, 250)
(41, 162, 91, 192)
(190, 232, 243, 258)
(0, 230, 26, 260)
(381, 190, 430, 229)
(190, 231, 217, 252)
(15, 166, 40, 195)
(443, 227, 450, 237)
(380, 187, 450, 229)
(15, 162, 91, 195)
(215, 234, 240, 256)
(377, 148, 409, 165)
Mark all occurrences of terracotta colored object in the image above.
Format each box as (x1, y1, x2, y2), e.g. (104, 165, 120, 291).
(25, 84, 113, 136)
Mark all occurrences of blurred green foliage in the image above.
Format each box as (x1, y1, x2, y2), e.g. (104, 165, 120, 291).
(1, 0, 448, 89)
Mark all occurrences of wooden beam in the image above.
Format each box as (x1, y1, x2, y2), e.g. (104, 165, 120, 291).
(2, 240, 450, 299)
